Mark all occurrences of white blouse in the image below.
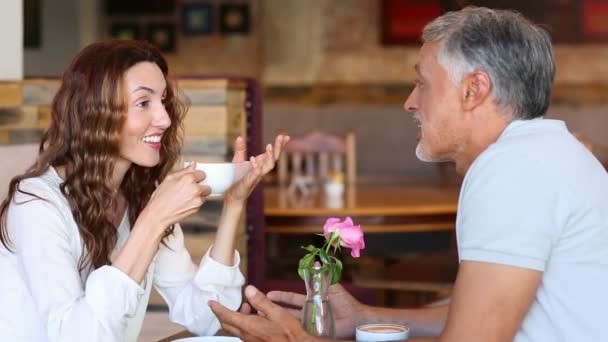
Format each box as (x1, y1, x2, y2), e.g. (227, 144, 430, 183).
(0, 167, 245, 341)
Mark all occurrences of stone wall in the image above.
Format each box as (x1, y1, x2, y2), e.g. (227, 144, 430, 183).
(262, 0, 608, 86)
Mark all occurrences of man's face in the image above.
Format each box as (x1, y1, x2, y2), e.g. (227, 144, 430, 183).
(404, 42, 465, 162)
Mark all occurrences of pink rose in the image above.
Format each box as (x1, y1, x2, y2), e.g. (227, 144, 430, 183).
(323, 217, 365, 258)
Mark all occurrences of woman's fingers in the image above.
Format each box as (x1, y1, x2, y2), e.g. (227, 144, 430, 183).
(273, 135, 289, 160)
(198, 184, 212, 197)
(232, 136, 247, 163)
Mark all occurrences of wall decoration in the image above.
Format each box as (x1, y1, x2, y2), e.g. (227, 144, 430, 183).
(582, 0, 608, 42)
(219, 3, 250, 34)
(182, 3, 214, 36)
(381, 0, 442, 45)
(105, 0, 175, 15)
(147, 23, 176, 53)
(24, 0, 41, 48)
(110, 23, 141, 40)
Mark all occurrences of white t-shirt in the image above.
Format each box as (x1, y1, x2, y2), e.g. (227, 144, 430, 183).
(0, 167, 245, 341)
(457, 118, 608, 341)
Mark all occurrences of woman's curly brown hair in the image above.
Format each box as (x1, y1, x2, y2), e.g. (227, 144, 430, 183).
(0, 40, 186, 270)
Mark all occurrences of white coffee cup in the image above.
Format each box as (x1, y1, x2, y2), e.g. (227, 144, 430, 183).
(356, 323, 410, 341)
(184, 162, 235, 196)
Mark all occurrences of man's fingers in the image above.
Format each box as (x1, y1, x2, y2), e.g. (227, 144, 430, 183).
(209, 300, 242, 327)
(244, 285, 283, 321)
(329, 283, 347, 296)
(239, 302, 252, 314)
(285, 307, 303, 319)
(267, 290, 306, 308)
(221, 322, 243, 339)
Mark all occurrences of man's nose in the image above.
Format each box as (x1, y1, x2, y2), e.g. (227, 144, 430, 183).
(404, 89, 417, 112)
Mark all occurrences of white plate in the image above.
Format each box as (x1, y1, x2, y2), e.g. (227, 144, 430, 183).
(172, 337, 242, 342)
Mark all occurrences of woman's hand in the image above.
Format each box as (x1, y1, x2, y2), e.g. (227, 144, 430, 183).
(142, 163, 211, 233)
(117, 164, 210, 282)
(208, 135, 288, 265)
(223, 135, 289, 206)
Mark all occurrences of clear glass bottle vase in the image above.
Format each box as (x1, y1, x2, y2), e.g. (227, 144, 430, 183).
(301, 264, 335, 338)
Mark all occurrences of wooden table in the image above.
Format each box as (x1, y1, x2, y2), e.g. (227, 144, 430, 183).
(248, 183, 460, 298)
(157, 330, 193, 341)
(264, 184, 459, 233)
(157, 330, 234, 341)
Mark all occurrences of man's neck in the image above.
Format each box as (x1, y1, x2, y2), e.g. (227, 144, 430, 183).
(454, 112, 510, 176)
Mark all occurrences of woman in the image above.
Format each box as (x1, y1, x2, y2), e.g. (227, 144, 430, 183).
(0, 40, 287, 341)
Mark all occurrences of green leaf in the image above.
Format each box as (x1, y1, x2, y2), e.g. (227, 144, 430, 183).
(318, 248, 330, 265)
(298, 253, 316, 269)
(298, 251, 319, 281)
(302, 245, 316, 253)
(330, 257, 343, 284)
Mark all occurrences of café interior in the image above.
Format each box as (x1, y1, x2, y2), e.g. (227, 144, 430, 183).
(1, 0, 608, 340)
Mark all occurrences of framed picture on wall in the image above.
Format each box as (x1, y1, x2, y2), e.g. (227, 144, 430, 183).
(24, 0, 41, 48)
(219, 3, 250, 34)
(105, 0, 175, 15)
(381, 0, 442, 45)
(582, 0, 608, 42)
(182, 3, 214, 36)
(147, 23, 176, 53)
(110, 23, 141, 40)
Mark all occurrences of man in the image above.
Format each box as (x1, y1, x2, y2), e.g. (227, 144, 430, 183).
(209, 6, 608, 342)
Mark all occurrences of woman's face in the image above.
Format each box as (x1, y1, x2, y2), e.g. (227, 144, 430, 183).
(118, 61, 171, 169)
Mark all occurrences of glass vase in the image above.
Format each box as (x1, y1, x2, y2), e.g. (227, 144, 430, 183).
(301, 264, 335, 338)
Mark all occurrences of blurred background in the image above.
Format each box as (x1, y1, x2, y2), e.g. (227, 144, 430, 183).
(5, 0, 607, 181)
(2, 0, 608, 340)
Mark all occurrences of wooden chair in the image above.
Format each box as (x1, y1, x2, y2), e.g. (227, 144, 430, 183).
(0, 144, 39, 201)
(277, 130, 357, 190)
(574, 132, 608, 170)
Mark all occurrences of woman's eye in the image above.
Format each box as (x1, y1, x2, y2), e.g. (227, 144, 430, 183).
(136, 100, 149, 108)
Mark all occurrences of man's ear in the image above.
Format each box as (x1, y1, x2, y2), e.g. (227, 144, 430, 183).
(461, 70, 492, 111)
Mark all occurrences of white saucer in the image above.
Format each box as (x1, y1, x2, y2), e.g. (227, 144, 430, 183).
(172, 337, 242, 342)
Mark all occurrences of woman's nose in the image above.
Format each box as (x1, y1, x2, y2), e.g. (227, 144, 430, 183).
(155, 106, 171, 129)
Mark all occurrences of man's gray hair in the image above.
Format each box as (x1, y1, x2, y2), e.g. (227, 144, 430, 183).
(422, 6, 555, 120)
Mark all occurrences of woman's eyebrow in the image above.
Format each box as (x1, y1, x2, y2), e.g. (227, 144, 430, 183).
(131, 86, 155, 94)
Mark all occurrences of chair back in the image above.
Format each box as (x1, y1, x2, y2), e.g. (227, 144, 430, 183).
(278, 130, 356, 186)
(0, 144, 39, 201)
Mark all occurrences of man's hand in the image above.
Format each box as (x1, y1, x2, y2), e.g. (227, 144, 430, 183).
(209, 285, 313, 342)
(267, 283, 363, 339)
